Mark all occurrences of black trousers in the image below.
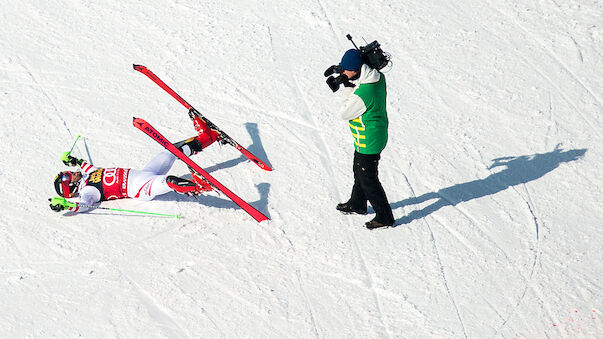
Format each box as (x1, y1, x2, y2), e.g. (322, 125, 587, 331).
(348, 151, 394, 222)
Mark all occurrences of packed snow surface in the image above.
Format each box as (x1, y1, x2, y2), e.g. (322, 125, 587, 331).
(1, 0, 601, 338)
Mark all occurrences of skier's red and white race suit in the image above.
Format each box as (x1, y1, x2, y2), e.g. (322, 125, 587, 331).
(67, 149, 191, 213)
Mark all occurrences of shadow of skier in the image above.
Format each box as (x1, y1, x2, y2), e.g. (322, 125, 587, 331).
(392, 147, 587, 225)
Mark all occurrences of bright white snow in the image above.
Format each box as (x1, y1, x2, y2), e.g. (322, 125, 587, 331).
(1, 0, 601, 338)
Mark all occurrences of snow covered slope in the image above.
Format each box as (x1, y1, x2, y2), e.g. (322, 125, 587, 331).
(1, 0, 601, 337)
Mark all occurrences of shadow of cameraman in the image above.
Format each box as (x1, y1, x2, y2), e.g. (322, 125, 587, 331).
(393, 147, 587, 225)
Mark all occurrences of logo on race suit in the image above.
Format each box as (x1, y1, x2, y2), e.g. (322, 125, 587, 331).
(103, 168, 130, 200)
(103, 168, 119, 186)
(122, 170, 128, 193)
(89, 169, 103, 184)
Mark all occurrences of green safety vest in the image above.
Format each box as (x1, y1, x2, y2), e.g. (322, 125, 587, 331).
(348, 74, 388, 154)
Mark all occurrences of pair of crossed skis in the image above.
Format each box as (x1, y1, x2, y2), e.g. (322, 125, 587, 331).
(133, 65, 271, 223)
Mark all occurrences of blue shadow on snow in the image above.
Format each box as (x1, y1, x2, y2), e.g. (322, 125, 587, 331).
(155, 123, 272, 218)
(204, 122, 272, 172)
(392, 147, 587, 226)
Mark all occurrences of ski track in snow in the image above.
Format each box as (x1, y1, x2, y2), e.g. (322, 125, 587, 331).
(294, 269, 320, 339)
(471, 5, 590, 330)
(483, 1, 602, 139)
(494, 182, 543, 335)
(315, 0, 340, 43)
(165, 272, 224, 336)
(290, 69, 392, 337)
(493, 1, 601, 107)
(16, 58, 74, 138)
(285, 16, 394, 330)
(401, 175, 469, 338)
(439, 143, 544, 335)
(123, 273, 193, 339)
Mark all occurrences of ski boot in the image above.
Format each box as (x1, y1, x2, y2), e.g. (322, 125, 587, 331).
(166, 175, 211, 196)
(191, 113, 222, 148)
(173, 137, 204, 156)
(173, 116, 220, 156)
(190, 170, 213, 193)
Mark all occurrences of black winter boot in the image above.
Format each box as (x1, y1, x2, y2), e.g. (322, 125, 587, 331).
(365, 218, 394, 230)
(336, 202, 367, 215)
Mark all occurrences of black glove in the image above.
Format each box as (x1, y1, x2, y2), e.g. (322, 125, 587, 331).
(61, 152, 84, 166)
(324, 64, 342, 77)
(326, 74, 352, 92)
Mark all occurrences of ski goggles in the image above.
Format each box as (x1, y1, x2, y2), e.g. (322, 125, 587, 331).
(61, 172, 73, 197)
(54, 171, 78, 198)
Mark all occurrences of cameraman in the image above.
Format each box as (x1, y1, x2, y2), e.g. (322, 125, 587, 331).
(332, 49, 394, 229)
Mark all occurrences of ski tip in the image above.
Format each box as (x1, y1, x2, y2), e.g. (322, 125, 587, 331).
(249, 157, 272, 171)
(258, 162, 273, 171)
(132, 64, 145, 71)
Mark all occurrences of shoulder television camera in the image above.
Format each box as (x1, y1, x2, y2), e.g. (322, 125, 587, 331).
(350, 35, 391, 71)
(324, 34, 391, 92)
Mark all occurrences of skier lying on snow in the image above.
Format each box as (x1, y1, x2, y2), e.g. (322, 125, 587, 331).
(49, 117, 220, 213)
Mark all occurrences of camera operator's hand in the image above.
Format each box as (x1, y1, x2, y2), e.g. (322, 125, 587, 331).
(326, 76, 338, 92)
(326, 74, 351, 92)
(324, 65, 342, 77)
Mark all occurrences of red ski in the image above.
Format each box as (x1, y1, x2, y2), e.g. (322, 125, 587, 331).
(133, 64, 272, 171)
(133, 117, 269, 223)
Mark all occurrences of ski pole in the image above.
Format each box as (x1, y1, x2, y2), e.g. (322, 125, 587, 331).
(79, 205, 182, 218)
(69, 134, 82, 153)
